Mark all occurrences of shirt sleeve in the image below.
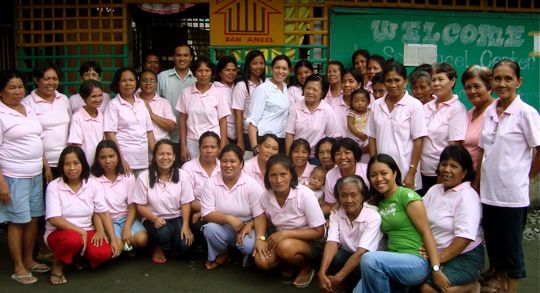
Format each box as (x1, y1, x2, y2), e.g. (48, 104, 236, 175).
(323, 172, 336, 204)
(160, 99, 177, 122)
(453, 188, 482, 241)
(142, 104, 154, 132)
(131, 174, 149, 205)
(245, 85, 267, 128)
(399, 188, 423, 208)
(232, 81, 247, 111)
(448, 103, 468, 141)
(67, 114, 83, 144)
(200, 180, 216, 218)
(175, 88, 188, 114)
(126, 174, 137, 204)
(248, 178, 265, 217)
(366, 107, 376, 139)
(216, 91, 232, 119)
(522, 107, 540, 148)
(90, 179, 108, 213)
(178, 170, 195, 205)
(410, 101, 428, 140)
(45, 180, 62, 219)
(103, 100, 119, 132)
(284, 105, 297, 135)
(357, 209, 383, 251)
(326, 211, 341, 243)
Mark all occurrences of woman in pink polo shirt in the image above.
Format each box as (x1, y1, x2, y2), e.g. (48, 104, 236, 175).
(322, 138, 369, 216)
(421, 145, 484, 293)
(255, 154, 325, 289)
(24, 61, 71, 181)
(200, 144, 266, 269)
(45, 146, 122, 285)
(177, 56, 231, 162)
(136, 70, 176, 142)
(476, 59, 540, 293)
(181, 131, 221, 231)
(68, 80, 104, 166)
(289, 139, 316, 185)
(461, 65, 493, 170)
(90, 140, 149, 253)
(332, 68, 362, 137)
(132, 139, 194, 264)
(315, 137, 338, 171)
(352, 49, 370, 87)
(319, 175, 383, 292)
(367, 60, 427, 191)
(104, 67, 156, 175)
(325, 60, 344, 103)
(288, 59, 314, 104)
(0, 69, 50, 284)
(419, 62, 468, 195)
(213, 56, 239, 144)
(243, 133, 280, 187)
(285, 74, 340, 157)
(232, 50, 266, 154)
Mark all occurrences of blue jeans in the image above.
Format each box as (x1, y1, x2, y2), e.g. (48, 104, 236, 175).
(143, 217, 190, 255)
(353, 251, 429, 293)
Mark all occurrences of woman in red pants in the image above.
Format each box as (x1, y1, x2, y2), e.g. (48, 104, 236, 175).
(44, 146, 122, 285)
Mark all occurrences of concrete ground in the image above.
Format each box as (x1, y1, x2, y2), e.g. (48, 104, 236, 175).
(0, 228, 538, 292)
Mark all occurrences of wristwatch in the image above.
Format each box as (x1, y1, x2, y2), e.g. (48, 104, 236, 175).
(257, 235, 266, 241)
(432, 265, 441, 272)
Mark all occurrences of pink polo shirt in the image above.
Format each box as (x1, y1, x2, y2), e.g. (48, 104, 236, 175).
(324, 162, 369, 205)
(0, 101, 43, 177)
(327, 206, 383, 254)
(288, 85, 304, 104)
(103, 95, 153, 170)
(232, 80, 261, 133)
(297, 163, 316, 185)
(176, 83, 231, 140)
(366, 92, 428, 190)
(132, 169, 194, 219)
(463, 108, 486, 170)
(67, 108, 104, 166)
(243, 156, 265, 187)
(135, 92, 176, 141)
(479, 96, 540, 207)
(69, 92, 111, 113)
(326, 95, 349, 137)
(94, 174, 136, 220)
(181, 157, 220, 200)
(260, 184, 325, 231)
(44, 177, 108, 246)
(424, 182, 483, 253)
(23, 90, 71, 167)
(421, 95, 468, 176)
(285, 101, 341, 153)
(214, 81, 237, 140)
(200, 172, 265, 222)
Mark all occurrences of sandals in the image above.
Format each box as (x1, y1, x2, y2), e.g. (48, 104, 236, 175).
(11, 273, 38, 285)
(28, 263, 51, 273)
(204, 254, 230, 270)
(292, 269, 315, 288)
(50, 273, 67, 285)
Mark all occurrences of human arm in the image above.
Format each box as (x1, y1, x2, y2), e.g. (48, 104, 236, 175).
(91, 213, 107, 247)
(472, 148, 483, 193)
(347, 114, 368, 141)
(145, 101, 176, 132)
(203, 211, 244, 232)
(42, 153, 53, 184)
(369, 137, 377, 157)
(318, 241, 339, 292)
(529, 146, 540, 180)
(404, 137, 423, 189)
(179, 112, 190, 162)
(180, 203, 193, 246)
(218, 116, 228, 149)
(252, 214, 271, 260)
(285, 133, 294, 155)
(121, 203, 137, 246)
(407, 200, 450, 291)
(248, 123, 259, 152)
(0, 168, 10, 205)
(147, 131, 156, 154)
(233, 109, 246, 151)
(104, 132, 132, 174)
(267, 225, 325, 250)
(48, 216, 89, 256)
(97, 211, 122, 258)
(136, 204, 166, 229)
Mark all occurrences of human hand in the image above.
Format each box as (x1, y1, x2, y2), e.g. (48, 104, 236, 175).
(267, 231, 287, 250)
(180, 226, 194, 246)
(79, 230, 88, 256)
(154, 217, 166, 229)
(0, 179, 10, 205)
(91, 230, 107, 247)
(191, 212, 201, 224)
(228, 215, 244, 232)
(180, 147, 190, 162)
(318, 273, 333, 292)
(236, 221, 253, 245)
(403, 170, 415, 189)
(121, 228, 132, 247)
(111, 238, 123, 258)
(433, 270, 450, 292)
(44, 166, 54, 184)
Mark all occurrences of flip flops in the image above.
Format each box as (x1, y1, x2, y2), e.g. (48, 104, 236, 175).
(28, 263, 51, 273)
(292, 269, 315, 288)
(50, 273, 67, 285)
(11, 273, 38, 285)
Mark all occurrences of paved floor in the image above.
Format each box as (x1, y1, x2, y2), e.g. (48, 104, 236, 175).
(0, 228, 538, 293)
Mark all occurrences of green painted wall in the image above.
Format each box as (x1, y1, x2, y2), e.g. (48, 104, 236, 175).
(329, 8, 540, 110)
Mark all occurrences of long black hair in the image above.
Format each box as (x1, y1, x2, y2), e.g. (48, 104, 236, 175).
(91, 139, 125, 177)
(148, 139, 179, 188)
(241, 50, 266, 94)
(367, 154, 403, 206)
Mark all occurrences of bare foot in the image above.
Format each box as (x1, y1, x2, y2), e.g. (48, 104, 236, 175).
(151, 246, 167, 264)
(292, 266, 315, 288)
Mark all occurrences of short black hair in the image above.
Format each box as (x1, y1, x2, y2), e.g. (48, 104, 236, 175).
(91, 139, 125, 177)
(110, 67, 138, 94)
(58, 146, 90, 183)
(331, 137, 362, 163)
(264, 154, 298, 190)
(79, 60, 102, 77)
(436, 145, 476, 183)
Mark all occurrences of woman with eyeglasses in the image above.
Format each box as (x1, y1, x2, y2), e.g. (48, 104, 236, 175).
(136, 70, 176, 142)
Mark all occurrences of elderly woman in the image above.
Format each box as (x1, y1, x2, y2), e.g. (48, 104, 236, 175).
(285, 74, 340, 156)
(24, 61, 71, 181)
(200, 144, 266, 269)
(254, 154, 325, 289)
(421, 145, 484, 293)
(0, 69, 50, 284)
(243, 133, 280, 187)
(104, 67, 155, 175)
(176, 56, 230, 162)
(322, 138, 369, 216)
(419, 62, 468, 195)
(318, 175, 383, 293)
(45, 146, 122, 285)
(132, 139, 194, 264)
(181, 131, 221, 228)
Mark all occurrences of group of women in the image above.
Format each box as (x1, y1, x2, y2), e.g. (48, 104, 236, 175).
(0, 46, 538, 293)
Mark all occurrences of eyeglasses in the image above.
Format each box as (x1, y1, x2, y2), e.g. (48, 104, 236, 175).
(141, 79, 156, 84)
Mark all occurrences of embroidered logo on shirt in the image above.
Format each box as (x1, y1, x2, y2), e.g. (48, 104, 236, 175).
(379, 203, 397, 217)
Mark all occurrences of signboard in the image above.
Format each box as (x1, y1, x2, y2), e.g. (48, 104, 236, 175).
(330, 8, 540, 110)
(210, 0, 284, 46)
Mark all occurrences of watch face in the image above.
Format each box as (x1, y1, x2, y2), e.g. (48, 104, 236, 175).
(432, 265, 440, 272)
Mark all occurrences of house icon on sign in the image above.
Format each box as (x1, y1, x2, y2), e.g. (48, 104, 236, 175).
(214, 0, 281, 35)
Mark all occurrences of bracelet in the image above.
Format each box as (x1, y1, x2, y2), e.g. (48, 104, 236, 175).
(409, 164, 417, 170)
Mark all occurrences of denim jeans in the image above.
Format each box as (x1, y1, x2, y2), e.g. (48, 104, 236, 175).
(353, 251, 429, 293)
(143, 217, 190, 255)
